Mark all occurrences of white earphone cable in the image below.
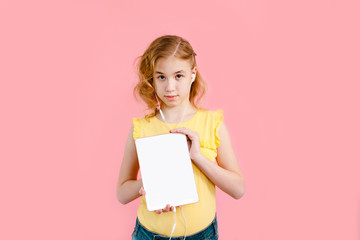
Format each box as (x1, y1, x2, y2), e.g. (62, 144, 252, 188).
(169, 209, 176, 240)
(169, 206, 187, 240)
(180, 206, 187, 239)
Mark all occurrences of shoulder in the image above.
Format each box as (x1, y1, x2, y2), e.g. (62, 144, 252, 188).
(196, 108, 224, 132)
(131, 115, 151, 140)
(198, 108, 224, 119)
(132, 114, 153, 125)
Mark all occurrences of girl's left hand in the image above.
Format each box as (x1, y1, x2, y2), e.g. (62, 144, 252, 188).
(169, 128, 202, 161)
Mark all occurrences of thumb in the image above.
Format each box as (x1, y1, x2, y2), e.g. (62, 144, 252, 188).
(139, 186, 146, 196)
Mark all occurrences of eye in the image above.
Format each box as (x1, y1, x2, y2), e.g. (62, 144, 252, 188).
(157, 75, 183, 80)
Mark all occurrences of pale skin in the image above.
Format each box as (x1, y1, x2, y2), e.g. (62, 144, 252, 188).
(116, 56, 245, 214)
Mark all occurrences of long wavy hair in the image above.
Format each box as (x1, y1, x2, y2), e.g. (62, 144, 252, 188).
(133, 35, 208, 120)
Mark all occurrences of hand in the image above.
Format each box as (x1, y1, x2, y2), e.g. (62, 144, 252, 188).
(169, 127, 202, 161)
(138, 186, 176, 214)
(154, 204, 175, 214)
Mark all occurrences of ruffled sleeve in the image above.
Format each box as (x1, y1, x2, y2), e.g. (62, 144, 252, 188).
(132, 118, 141, 140)
(214, 109, 224, 149)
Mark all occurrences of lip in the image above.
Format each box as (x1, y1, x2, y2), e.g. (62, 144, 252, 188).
(165, 95, 178, 100)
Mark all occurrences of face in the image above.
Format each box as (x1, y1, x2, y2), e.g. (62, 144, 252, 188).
(153, 56, 196, 108)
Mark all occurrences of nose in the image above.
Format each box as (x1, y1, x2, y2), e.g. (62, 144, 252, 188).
(165, 78, 176, 92)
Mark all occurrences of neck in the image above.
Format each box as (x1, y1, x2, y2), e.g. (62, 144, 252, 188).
(158, 101, 197, 123)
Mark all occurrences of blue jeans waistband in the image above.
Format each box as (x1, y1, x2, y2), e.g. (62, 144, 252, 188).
(131, 213, 218, 240)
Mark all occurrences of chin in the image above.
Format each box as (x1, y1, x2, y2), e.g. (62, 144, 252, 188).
(166, 102, 179, 106)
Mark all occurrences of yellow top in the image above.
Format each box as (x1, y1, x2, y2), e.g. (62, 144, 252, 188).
(132, 108, 224, 237)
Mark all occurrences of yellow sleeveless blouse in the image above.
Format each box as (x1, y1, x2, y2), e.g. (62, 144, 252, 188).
(132, 108, 223, 237)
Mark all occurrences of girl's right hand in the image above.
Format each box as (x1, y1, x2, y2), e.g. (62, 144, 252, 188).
(138, 186, 176, 214)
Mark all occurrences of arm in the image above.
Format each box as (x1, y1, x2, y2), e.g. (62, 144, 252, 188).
(117, 125, 176, 214)
(116, 125, 143, 204)
(192, 121, 245, 199)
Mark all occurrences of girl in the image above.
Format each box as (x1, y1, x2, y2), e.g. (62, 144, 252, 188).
(117, 35, 245, 240)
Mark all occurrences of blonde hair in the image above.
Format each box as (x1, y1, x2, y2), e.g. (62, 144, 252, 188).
(133, 35, 208, 120)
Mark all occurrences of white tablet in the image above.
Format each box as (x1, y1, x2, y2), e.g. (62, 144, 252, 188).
(135, 133, 199, 211)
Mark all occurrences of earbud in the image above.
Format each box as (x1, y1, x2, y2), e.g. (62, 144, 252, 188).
(191, 73, 196, 83)
(154, 92, 160, 110)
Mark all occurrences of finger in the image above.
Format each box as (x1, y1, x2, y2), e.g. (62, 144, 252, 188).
(139, 187, 146, 196)
(171, 129, 192, 139)
(172, 128, 197, 140)
(170, 128, 188, 133)
(164, 204, 170, 212)
(170, 128, 188, 134)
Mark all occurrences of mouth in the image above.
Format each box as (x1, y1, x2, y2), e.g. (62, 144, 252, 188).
(165, 95, 178, 100)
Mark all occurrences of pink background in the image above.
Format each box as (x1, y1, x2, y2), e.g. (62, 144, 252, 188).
(1, 0, 359, 239)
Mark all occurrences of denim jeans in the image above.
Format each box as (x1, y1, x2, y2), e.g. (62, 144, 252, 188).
(131, 213, 219, 240)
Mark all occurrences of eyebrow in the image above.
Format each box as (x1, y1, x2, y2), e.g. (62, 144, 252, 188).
(155, 70, 185, 74)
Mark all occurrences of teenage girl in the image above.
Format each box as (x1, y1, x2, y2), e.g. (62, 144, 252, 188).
(117, 35, 245, 240)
